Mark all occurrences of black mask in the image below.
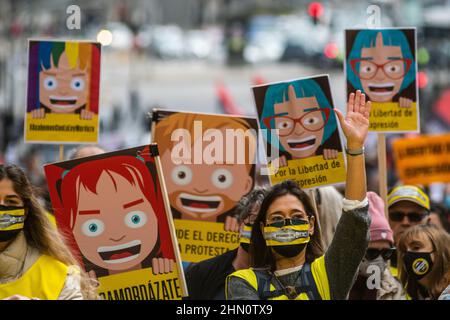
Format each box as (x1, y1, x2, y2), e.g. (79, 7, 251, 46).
(404, 251, 434, 280)
(240, 242, 250, 253)
(0, 229, 21, 242)
(273, 243, 307, 258)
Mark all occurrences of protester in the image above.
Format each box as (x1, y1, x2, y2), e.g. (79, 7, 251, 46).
(429, 203, 449, 233)
(68, 145, 106, 160)
(226, 90, 372, 300)
(0, 164, 97, 300)
(397, 224, 450, 300)
(349, 192, 405, 300)
(314, 186, 343, 250)
(184, 187, 268, 299)
(387, 185, 431, 277)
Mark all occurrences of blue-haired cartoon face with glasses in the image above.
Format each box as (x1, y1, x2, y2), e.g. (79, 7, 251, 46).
(347, 30, 415, 106)
(260, 78, 339, 165)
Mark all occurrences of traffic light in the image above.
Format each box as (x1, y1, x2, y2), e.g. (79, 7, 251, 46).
(308, 2, 324, 25)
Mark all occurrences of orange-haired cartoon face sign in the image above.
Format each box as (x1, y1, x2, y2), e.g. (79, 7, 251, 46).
(161, 127, 253, 222)
(72, 170, 158, 271)
(39, 52, 89, 113)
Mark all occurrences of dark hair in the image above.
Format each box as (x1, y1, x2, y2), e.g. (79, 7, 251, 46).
(249, 180, 324, 271)
(235, 187, 269, 223)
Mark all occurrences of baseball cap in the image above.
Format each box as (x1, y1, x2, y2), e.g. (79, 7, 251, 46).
(387, 185, 430, 211)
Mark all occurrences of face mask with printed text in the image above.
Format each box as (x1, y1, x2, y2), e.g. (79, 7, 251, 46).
(264, 220, 310, 258)
(0, 205, 26, 242)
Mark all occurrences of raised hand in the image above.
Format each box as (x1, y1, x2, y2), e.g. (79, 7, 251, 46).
(334, 90, 371, 149)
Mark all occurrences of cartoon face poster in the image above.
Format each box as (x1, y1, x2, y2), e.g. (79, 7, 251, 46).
(151, 110, 259, 263)
(345, 28, 419, 132)
(44, 144, 187, 300)
(25, 40, 101, 143)
(253, 75, 346, 189)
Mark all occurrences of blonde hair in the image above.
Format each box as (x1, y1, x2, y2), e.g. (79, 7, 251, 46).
(0, 164, 98, 299)
(315, 187, 343, 250)
(398, 224, 450, 299)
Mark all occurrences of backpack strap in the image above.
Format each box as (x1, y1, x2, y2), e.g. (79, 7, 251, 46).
(253, 263, 322, 300)
(298, 262, 322, 300)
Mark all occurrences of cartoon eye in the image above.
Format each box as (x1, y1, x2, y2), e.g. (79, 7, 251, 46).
(361, 65, 373, 74)
(43, 76, 58, 90)
(211, 168, 233, 189)
(81, 219, 105, 237)
(124, 211, 148, 229)
(386, 65, 401, 73)
(71, 77, 85, 91)
(303, 116, 320, 126)
(171, 165, 193, 186)
(276, 121, 293, 130)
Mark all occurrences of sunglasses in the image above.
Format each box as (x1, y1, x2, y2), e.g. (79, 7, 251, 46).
(266, 217, 309, 228)
(389, 211, 428, 223)
(365, 247, 396, 261)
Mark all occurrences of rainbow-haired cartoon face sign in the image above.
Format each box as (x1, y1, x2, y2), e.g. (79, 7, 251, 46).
(25, 40, 101, 143)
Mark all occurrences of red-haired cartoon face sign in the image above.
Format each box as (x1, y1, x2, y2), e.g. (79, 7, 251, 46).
(44, 146, 185, 290)
(70, 164, 159, 271)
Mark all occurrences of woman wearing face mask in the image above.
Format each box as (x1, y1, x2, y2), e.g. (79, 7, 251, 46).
(398, 224, 450, 300)
(0, 164, 97, 300)
(226, 90, 372, 300)
(184, 187, 268, 300)
(349, 192, 405, 300)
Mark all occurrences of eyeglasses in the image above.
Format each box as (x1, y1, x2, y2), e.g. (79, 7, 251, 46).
(266, 217, 309, 228)
(350, 58, 412, 80)
(389, 211, 428, 223)
(263, 109, 330, 137)
(365, 247, 396, 261)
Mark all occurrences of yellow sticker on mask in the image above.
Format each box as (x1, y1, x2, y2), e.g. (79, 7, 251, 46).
(0, 208, 25, 231)
(264, 224, 310, 246)
(239, 225, 252, 244)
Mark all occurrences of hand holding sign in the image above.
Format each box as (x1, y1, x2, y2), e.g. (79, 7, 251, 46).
(152, 258, 175, 275)
(335, 90, 371, 149)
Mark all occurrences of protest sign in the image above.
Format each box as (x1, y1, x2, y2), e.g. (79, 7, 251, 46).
(44, 144, 187, 300)
(151, 110, 259, 263)
(345, 28, 419, 132)
(25, 40, 101, 143)
(253, 75, 346, 189)
(393, 134, 450, 185)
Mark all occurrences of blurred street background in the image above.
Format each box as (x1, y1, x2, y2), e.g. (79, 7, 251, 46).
(0, 0, 449, 196)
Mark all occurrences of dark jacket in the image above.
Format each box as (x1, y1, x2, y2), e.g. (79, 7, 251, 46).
(185, 248, 238, 300)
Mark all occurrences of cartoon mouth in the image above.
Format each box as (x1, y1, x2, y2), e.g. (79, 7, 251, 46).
(97, 240, 141, 264)
(179, 193, 222, 213)
(287, 136, 316, 151)
(49, 95, 78, 106)
(368, 83, 395, 94)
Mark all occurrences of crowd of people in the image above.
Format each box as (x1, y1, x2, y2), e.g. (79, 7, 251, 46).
(0, 90, 448, 300)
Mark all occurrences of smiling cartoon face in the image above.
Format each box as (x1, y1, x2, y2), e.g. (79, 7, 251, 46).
(272, 85, 326, 159)
(358, 32, 406, 102)
(39, 51, 89, 113)
(72, 171, 158, 271)
(161, 129, 253, 221)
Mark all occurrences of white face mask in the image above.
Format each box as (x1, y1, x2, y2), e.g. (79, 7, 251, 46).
(358, 256, 387, 278)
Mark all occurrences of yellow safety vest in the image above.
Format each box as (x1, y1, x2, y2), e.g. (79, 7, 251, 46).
(226, 255, 330, 300)
(390, 266, 398, 279)
(0, 254, 68, 300)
